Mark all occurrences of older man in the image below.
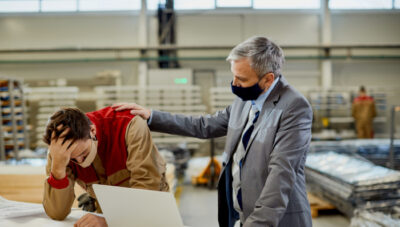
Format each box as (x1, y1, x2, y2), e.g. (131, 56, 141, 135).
(114, 36, 313, 227)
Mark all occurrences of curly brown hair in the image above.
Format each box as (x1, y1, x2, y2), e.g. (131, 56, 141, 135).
(43, 107, 92, 145)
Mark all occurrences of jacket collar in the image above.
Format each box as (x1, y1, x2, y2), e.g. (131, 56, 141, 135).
(224, 75, 286, 160)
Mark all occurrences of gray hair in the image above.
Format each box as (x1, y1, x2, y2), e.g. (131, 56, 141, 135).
(227, 36, 285, 79)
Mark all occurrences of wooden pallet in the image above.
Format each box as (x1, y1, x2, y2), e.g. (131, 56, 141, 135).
(308, 193, 337, 218)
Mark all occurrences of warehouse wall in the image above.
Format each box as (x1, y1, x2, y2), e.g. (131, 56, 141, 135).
(1, 10, 399, 142)
(0, 14, 140, 48)
(0, 11, 399, 91)
(331, 12, 400, 44)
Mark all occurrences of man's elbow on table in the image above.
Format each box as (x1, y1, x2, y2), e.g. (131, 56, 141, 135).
(43, 199, 71, 221)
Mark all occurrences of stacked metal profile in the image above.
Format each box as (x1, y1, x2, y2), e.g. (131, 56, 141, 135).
(306, 150, 400, 217)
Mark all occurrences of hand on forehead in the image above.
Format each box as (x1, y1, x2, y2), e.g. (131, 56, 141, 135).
(50, 124, 70, 142)
(51, 125, 78, 149)
(70, 139, 91, 159)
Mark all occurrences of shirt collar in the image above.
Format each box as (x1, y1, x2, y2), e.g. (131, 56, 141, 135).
(251, 76, 279, 112)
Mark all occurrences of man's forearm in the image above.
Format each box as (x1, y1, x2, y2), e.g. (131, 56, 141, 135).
(149, 109, 229, 139)
(43, 175, 76, 220)
(44, 153, 76, 221)
(51, 162, 67, 180)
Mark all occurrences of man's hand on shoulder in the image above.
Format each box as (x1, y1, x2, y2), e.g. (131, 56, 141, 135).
(74, 214, 108, 227)
(112, 103, 151, 120)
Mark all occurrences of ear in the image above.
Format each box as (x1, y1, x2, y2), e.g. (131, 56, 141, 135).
(90, 124, 96, 137)
(263, 72, 275, 86)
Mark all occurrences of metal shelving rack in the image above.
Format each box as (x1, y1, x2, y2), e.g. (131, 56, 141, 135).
(0, 78, 29, 160)
(25, 86, 78, 148)
(309, 89, 389, 140)
(95, 85, 207, 149)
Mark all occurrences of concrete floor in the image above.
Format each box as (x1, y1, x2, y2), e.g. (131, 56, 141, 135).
(178, 183, 350, 227)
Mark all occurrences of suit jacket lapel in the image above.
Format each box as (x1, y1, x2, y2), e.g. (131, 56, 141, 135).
(225, 101, 252, 160)
(245, 76, 284, 153)
(223, 75, 288, 163)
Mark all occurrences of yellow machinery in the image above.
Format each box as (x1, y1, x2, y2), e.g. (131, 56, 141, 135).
(192, 157, 221, 187)
(192, 139, 222, 188)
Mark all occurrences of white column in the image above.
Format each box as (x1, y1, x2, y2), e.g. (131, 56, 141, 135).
(321, 61, 332, 90)
(320, 0, 332, 90)
(138, 0, 148, 104)
(138, 0, 148, 48)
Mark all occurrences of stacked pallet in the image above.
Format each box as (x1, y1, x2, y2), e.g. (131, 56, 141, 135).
(308, 193, 337, 218)
(209, 87, 235, 114)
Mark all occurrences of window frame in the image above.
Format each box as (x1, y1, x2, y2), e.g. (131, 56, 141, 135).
(1, 0, 400, 14)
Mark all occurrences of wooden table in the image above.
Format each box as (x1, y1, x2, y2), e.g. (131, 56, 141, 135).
(0, 165, 84, 207)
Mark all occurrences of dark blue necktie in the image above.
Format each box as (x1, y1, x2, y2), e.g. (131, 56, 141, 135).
(242, 110, 260, 150)
(237, 109, 260, 211)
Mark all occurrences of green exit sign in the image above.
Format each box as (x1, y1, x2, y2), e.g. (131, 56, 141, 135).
(174, 78, 188, 84)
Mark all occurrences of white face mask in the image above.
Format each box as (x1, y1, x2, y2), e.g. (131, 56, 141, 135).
(78, 138, 98, 168)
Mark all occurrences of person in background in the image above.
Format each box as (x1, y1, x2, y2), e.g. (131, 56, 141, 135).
(352, 86, 377, 138)
(42, 107, 169, 227)
(113, 36, 313, 227)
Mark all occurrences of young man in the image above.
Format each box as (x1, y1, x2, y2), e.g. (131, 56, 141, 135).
(42, 107, 169, 227)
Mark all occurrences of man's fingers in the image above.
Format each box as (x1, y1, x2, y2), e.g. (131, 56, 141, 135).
(61, 139, 74, 151)
(75, 213, 107, 227)
(56, 124, 64, 131)
(130, 110, 142, 116)
(111, 103, 129, 108)
(131, 110, 149, 120)
(74, 215, 84, 226)
(111, 103, 132, 110)
(59, 127, 70, 138)
(115, 105, 136, 111)
(51, 131, 56, 141)
(114, 106, 130, 111)
(77, 214, 98, 227)
(112, 103, 142, 112)
(74, 214, 90, 227)
(66, 140, 78, 153)
(78, 217, 91, 227)
(50, 125, 69, 144)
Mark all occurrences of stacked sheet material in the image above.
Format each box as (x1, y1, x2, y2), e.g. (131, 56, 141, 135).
(350, 210, 400, 227)
(343, 139, 400, 169)
(306, 151, 400, 217)
(309, 139, 400, 170)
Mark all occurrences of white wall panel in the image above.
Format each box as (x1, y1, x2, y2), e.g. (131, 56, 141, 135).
(331, 13, 400, 44)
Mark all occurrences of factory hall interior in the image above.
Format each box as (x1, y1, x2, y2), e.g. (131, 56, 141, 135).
(1, 0, 400, 227)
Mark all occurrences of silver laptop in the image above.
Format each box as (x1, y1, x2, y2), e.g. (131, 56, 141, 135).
(93, 184, 184, 227)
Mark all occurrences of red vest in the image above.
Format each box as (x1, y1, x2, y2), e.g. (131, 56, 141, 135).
(353, 95, 374, 103)
(68, 107, 135, 184)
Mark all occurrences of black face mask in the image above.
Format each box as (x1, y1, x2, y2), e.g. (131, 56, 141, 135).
(231, 80, 264, 101)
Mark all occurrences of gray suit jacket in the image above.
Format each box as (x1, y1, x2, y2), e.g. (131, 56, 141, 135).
(149, 76, 313, 227)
